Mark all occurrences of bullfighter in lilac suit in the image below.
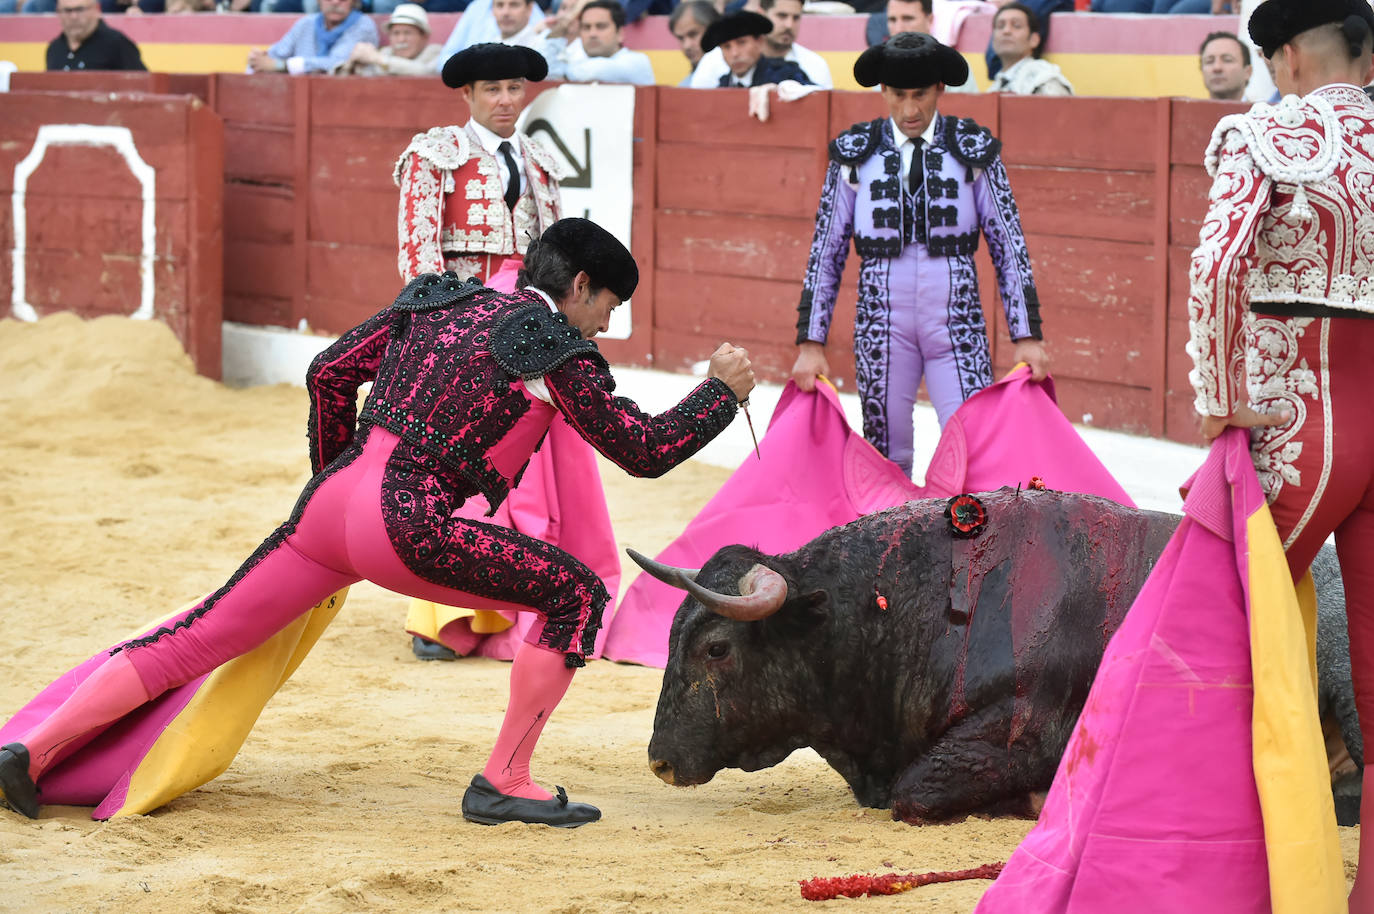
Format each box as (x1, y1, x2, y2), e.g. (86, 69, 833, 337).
(791, 32, 1049, 476)
(0, 218, 756, 829)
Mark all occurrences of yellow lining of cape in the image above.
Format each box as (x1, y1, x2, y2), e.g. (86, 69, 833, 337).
(1247, 504, 1344, 911)
(112, 589, 350, 817)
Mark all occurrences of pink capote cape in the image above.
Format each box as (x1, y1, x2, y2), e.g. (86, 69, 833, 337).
(0, 589, 347, 819)
(975, 428, 1343, 914)
(601, 367, 1134, 667)
(407, 256, 622, 658)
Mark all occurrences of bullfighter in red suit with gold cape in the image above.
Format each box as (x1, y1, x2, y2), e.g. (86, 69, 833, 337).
(1184, 2, 1374, 906)
(0, 219, 756, 828)
(979, 3, 1374, 910)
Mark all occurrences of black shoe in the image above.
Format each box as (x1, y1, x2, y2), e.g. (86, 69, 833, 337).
(411, 636, 458, 661)
(461, 774, 601, 828)
(0, 743, 39, 819)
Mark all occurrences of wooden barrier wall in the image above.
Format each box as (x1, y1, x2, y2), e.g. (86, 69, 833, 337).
(0, 89, 224, 376)
(2, 74, 1249, 443)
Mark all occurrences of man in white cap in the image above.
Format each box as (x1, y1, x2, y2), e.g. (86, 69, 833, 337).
(336, 3, 441, 76)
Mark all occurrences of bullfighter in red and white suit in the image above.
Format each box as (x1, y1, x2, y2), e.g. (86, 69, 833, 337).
(0, 219, 756, 829)
(395, 43, 563, 285)
(1188, 1, 1374, 906)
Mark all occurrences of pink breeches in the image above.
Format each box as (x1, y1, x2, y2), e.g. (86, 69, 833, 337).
(120, 427, 607, 697)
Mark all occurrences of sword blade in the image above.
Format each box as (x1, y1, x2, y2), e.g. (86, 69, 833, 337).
(741, 399, 761, 460)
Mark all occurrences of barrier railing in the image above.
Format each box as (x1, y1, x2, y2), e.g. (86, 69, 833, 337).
(2, 74, 1246, 442)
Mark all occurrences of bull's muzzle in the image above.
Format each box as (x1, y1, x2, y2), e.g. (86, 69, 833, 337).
(626, 549, 788, 621)
(649, 758, 676, 785)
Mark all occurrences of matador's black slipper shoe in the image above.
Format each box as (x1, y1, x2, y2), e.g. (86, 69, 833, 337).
(411, 636, 459, 661)
(0, 743, 40, 819)
(461, 774, 601, 828)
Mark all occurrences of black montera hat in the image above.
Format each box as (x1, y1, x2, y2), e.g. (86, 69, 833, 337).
(700, 11, 773, 54)
(1248, 0, 1374, 58)
(853, 31, 970, 89)
(538, 218, 639, 301)
(441, 42, 549, 89)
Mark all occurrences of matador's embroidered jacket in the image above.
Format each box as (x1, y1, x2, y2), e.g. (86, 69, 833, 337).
(798, 115, 1042, 349)
(796, 115, 1042, 464)
(1186, 84, 1374, 420)
(394, 124, 565, 284)
(307, 274, 739, 515)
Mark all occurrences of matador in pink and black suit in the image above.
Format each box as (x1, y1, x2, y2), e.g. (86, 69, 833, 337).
(0, 219, 752, 830)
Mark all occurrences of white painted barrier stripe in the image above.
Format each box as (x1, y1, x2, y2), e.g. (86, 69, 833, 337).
(11, 123, 157, 322)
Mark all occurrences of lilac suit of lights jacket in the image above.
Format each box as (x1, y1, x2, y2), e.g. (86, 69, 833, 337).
(795, 115, 1043, 463)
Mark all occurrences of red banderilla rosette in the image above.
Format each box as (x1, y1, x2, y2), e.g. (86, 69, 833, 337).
(944, 493, 988, 539)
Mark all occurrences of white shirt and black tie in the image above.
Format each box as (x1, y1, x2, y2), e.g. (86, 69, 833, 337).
(890, 115, 938, 197)
(467, 118, 526, 208)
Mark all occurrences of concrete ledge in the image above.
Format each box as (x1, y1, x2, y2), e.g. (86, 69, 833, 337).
(222, 320, 1204, 513)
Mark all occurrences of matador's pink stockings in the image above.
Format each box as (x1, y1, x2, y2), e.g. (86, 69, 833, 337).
(482, 641, 577, 800)
(19, 651, 151, 781)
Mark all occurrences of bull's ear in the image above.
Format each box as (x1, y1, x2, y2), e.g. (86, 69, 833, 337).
(784, 590, 829, 629)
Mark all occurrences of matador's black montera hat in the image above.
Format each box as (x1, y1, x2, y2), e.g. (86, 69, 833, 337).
(700, 11, 773, 54)
(441, 42, 549, 89)
(853, 31, 970, 89)
(1248, 0, 1374, 58)
(537, 218, 639, 301)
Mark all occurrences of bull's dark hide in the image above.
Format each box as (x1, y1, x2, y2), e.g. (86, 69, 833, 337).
(648, 487, 1359, 825)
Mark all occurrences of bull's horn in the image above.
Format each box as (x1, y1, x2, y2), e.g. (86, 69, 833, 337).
(683, 563, 788, 622)
(626, 549, 699, 587)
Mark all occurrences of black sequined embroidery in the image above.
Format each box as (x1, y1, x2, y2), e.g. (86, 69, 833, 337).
(491, 304, 600, 380)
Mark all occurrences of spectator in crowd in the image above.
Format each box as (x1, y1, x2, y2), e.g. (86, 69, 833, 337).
(691, 10, 812, 87)
(670, 0, 721, 84)
(866, 0, 977, 92)
(759, 0, 833, 87)
(620, 0, 674, 22)
(1091, 0, 1211, 11)
(434, 0, 548, 66)
(542, 0, 656, 85)
(336, 3, 441, 75)
(249, 0, 378, 74)
(984, 0, 1072, 80)
(687, 8, 813, 87)
(1198, 30, 1251, 100)
(491, 0, 545, 46)
(45, 0, 146, 71)
(988, 2, 1073, 94)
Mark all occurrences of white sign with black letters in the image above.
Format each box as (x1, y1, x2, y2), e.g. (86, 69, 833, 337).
(519, 83, 636, 340)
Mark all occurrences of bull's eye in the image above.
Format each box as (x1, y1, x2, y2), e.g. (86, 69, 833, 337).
(706, 642, 730, 660)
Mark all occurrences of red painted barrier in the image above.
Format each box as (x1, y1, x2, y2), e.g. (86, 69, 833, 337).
(1, 73, 1253, 444)
(0, 90, 223, 377)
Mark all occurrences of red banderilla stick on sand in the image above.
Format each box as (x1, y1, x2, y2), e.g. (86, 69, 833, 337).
(799, 862, 1005, 900)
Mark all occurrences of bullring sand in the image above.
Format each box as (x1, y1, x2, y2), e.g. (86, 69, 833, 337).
(0, 315, 1357, 912)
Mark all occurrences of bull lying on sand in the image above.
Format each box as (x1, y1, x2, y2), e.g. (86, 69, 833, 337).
(634, 487, 1360, 825)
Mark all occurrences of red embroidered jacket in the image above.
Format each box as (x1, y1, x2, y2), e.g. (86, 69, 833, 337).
(394, 123, 564, 284)
(306, 276, 739, 513)
(1187, 84, 1374, 418)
